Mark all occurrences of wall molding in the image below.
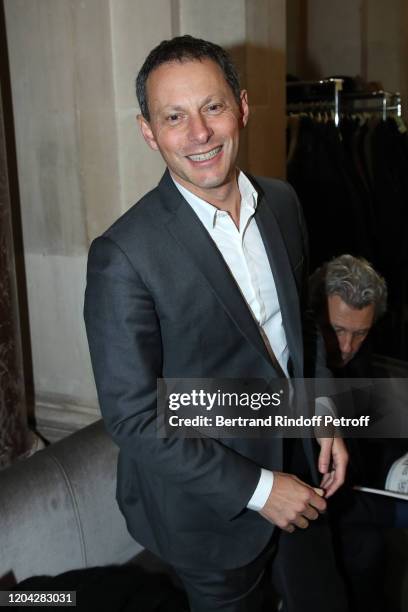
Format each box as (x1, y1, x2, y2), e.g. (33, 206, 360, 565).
(34, 395, 100, 444)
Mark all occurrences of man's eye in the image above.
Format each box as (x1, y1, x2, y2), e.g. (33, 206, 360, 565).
(207, 103, 223, 113)
(167, 114, 182, 123)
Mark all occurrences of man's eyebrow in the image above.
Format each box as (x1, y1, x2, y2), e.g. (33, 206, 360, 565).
(201, 95, 223, 105)
(332, 324, 370, 333)
(160, 95, 225, 113)
(160, 105, 185, 113)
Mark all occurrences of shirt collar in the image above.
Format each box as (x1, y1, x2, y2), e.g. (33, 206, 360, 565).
(171, 170, 258, 233)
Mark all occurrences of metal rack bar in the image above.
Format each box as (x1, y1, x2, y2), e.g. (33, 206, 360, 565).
(287, 79, 344, 126)
(286, 81, 402, 122)
(341, 90, 402, 119)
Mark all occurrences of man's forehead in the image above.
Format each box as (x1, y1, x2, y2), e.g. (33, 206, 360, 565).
(147, 57, 222, 84)
(327, 294, 375, 330)
(146, 58, 229, 99)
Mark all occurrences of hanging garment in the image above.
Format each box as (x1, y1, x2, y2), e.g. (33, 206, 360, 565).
(287, 115, 374, 271)
(287, 113, 408, 359)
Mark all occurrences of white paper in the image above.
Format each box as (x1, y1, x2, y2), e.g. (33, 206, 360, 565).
(353, 485, 408, 501)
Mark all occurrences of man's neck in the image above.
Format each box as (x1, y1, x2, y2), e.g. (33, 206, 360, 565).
(170, 170, 242, 227)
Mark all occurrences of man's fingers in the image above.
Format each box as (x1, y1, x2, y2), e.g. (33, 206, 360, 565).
(308, 489, 327, 513)
(324, 438, 349, 498)
(324, 466, 345, 497)
(319, 472, 334, 490)
(259, 472, 327, 532)
(318, 437, 333, 474)
(301, 505, 319, 522)
(313, 487, 325, 497)
(316, 436, 349, 497)
(293, 515, 309, 529)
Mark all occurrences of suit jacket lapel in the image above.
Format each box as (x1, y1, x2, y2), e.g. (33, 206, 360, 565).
(158, 171, 302, 374)
(254, 192, 303, 374)
(158, 172, 274, 368)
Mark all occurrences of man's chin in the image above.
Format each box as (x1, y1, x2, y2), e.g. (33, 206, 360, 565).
(173, 164, 237, 192)
(336, 355, 354, 368)
(172, 173, 223, 191)
(189, 171, 234, 191)
(341, 354, 356, 365)
(328, 355, 353, 369)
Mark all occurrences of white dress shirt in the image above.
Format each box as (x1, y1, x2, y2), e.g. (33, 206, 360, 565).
(172, 171, 287, 511)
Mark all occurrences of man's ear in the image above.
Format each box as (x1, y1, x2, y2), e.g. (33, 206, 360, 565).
(239, 90, 249, 128)
(137, 114, 159, 151)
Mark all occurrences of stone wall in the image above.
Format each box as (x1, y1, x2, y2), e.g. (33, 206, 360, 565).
(0, 71, 28, 465)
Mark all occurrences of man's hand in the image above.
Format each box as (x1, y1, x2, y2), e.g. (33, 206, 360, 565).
(259, 472, 326, 533)
(317, 436, 348, 497)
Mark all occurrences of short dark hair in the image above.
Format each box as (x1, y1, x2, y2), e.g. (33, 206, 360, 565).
(136, 34, 241, 121)
(309, 254, 387, 321)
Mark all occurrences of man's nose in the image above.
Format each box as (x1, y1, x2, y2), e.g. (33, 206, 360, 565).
(188, 114, 213, 143)
(338, 333, 353, 355)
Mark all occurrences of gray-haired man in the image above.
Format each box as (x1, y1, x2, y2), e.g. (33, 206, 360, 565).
(309, 254, 387, 373)
(309, 254, 406, 611)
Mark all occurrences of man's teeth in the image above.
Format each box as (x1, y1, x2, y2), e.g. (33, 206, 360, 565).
(188, 146, 222, 162)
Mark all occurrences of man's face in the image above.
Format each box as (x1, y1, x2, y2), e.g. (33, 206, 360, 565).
(321, 294, 375, 367)
(138, 58, 249, 199)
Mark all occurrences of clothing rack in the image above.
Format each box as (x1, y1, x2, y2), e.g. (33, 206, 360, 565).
(340, 90, 402, 119)
(287, 79, 343, 126)
(286, 79, 402, 127)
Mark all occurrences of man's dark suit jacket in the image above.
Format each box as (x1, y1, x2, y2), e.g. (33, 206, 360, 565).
(84, 170, 326, 570)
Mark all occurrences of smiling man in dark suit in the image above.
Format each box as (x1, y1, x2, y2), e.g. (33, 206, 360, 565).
(84, 35, 348, 612)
